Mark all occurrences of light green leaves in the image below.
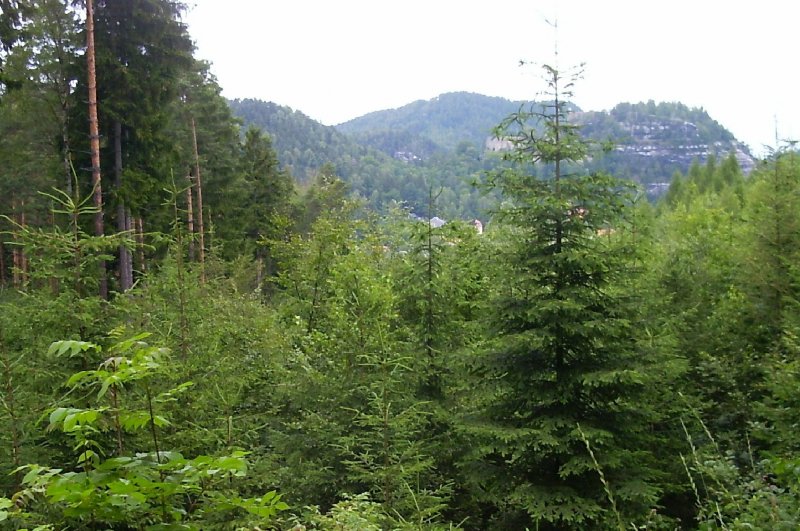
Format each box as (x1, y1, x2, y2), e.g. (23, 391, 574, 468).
(47, 340, 99, 358)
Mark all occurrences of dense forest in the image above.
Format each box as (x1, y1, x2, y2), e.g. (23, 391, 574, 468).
(1, 1, 800, 530)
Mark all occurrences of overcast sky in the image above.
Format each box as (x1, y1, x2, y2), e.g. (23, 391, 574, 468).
(183, 0, 798, 157)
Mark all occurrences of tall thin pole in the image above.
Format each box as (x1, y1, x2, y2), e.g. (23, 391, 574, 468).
(135, 217, 146, 275)
(115, 120, 133, 291)
(86, 0, 107, 299)
(190, 117, 205, 282)
(186, 176, 195, 262)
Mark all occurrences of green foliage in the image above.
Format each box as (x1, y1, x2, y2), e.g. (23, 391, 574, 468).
(2, 2, 799, 528)
(260, 209, 457, 527)
(681, 415, 800, 529)
(467, 62, 666, 528)
(661, 152, 745, 210)
(297, 493, 385, 530)
(230, 97, 503, 220)
(2, 334, 287, 529)
(338, 91, 524, 151)
(3, 187, 128, 296)
(229, 98, 376, 184)
(608, 101, 735, 144)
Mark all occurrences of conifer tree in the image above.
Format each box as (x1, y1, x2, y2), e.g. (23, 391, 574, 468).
(85, 0, 107, 298)
(77, 0, 194, 290)
(470, 63, 661, 528)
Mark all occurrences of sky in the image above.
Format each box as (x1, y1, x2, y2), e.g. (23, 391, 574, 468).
(183, 0, 799, 157)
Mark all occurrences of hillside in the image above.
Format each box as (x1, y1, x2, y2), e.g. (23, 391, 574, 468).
(336, 91, 523, 152)
(336, 93, 755, 187)
(577, 102, 755, 184)
(228, 98, 383, 183)
(229, 94, 756, 217)
(229, 98, 500, 219)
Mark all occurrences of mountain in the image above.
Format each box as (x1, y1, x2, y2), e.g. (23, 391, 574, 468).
(228, 94, 756, 219)
(228, 98, 383, 184)
(336, 93, 755, 189)
(336, 92, 523, 152)
(228, 98, 470, 217)
(575, 101, 755, 185)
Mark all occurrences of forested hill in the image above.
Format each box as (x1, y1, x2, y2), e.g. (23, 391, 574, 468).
(227, 98, 387, 184)
(336, 93, 755, 184)
(336, 91, 523, 152)
(229, 97, 499, 219)
(231, 94, 754, 212)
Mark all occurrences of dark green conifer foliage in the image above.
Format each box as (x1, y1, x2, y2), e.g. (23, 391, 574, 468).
(233, 126, 295, 265)
(743, 148, 800, 347)
(72, 0, 195, 270)
(169, 61, 243, 259)
(471, 63, 660, 528)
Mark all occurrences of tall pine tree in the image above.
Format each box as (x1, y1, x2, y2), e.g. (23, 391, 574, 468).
(468, 63, 661, 529)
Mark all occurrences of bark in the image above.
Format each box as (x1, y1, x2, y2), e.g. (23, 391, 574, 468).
(11, 206, 20, 288)
(191, 117, 205, 282)
(70, 193, 82, 293)
(172, 192, 189, 360)
(19, 205, 28, 284)
(11, 199, 26, 289)
(62, 124, 73, 198)
(256, 256, 264, 288)
(86, 0, 107, 299)
(114, 120, 133, 291)
(186, 176, 195, 262)
(135, 216, 146, 275)
(0, 240, 6, 288)
(50, 206, 59, 295)
(125, 207, 133, 282)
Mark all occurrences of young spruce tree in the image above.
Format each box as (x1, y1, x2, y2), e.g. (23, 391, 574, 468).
(470, 63, 661, 528)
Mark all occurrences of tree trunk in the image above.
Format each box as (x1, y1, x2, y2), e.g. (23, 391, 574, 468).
(191, 117, 205, 282)
(186, 175, 195, 262)
(50, 206, 59, 295)
(62, 123, 73, 198)
(19, 205, 28, 284)
(86, 0, 107, 299)
(126, 207, 133, 283)
(114, 120, 133, 291)
(135, 216, 146, 275)
(256, 256, 264, 288)
(171, 191, 189, 360)
(0, 240, 6, 288)
(11, 199, 27, 289)
(11, 200, 20, 288)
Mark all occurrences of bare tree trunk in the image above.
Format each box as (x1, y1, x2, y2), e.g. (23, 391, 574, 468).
(86, 0, 107, 299)
(186, 176, 195, 262)
(171, 190, 189, 360)
(125, 207, 133, 283)
(135, 216, 146, 275)
(49, 205, 59, 295)
(11, 199, 20, 289)
(19, 205, 28, 284)
(190, 117, 205, 283)
(206, 206, 212, 253)
(70, 195, 82, 293)
(114, 121, 133, 291)
(62, 126, 73, 198)
(11, 200, 28, 289)
(11, 248, 20, 288)
(0, 240, 6, 288)
(256, 256, 264, 288)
